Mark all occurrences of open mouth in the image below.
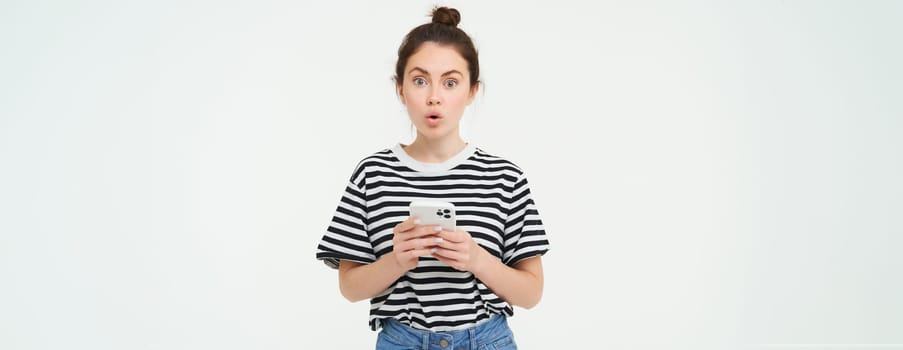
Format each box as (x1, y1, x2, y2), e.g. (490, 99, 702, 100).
(425, 113, 442, 126)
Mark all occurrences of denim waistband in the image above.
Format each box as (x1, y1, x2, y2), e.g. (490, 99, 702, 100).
(378, 315, 513, 350)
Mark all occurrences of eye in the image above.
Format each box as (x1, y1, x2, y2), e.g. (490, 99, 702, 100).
(413, 77, 427, 86)
(444, 79, 458, 88)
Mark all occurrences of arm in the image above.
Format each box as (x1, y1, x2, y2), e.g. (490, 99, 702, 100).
(474, 254, 544, 309)
(338, 254, 405, 302)
(337, 217, 443, 302)
(432, 230, 545, 309)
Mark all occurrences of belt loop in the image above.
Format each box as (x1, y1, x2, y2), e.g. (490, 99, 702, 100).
(469, 326, 477, 350)
(422, 331, 429, 350)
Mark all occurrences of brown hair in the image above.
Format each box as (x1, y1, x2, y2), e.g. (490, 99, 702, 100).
(394, 6, 480, 90)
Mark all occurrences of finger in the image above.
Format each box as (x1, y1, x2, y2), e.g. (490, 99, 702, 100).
(432, 236, 446, 248)
(410, 225, 444, 238)
(436, 229, 468, 243)
(403, 248, 435, 260)
(431, 253, 465, 271)
(394, 238, 421, 252)
(432, 236, 455, 250)
(424, 236, 443, 248)
(396, 236, 440, 251)
(411, 237, 441, 250)
(431, 247, 466, 262)
(394, 216, 417, 234)
(431, 253, 454, 265)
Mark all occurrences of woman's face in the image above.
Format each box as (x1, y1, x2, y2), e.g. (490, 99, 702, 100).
(398, 42, 477, 141)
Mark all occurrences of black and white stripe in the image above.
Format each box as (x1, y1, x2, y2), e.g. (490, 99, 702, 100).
(316, 145, 549, 331)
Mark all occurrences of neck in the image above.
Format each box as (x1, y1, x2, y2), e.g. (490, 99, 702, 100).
(404, 133, 467, 163)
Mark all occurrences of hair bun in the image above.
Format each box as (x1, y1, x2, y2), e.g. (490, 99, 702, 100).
(431, 6, 461, 27)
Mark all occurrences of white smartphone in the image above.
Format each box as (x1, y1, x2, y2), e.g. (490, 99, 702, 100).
(408, 200, 456, 231)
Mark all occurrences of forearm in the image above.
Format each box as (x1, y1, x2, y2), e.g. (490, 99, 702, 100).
(338, 252, 407, 302)
(472, 253, 544, 309)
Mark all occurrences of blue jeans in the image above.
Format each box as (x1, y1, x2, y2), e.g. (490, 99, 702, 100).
(376, 315, 517, 350)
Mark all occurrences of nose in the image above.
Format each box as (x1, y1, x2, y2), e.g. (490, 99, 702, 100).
(428, 88, 441, 105)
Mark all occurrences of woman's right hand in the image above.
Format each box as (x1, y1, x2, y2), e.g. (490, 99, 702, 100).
(391, 216, 442, 271)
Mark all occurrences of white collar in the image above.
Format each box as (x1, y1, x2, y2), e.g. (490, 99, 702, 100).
(391, 143, 477, 173)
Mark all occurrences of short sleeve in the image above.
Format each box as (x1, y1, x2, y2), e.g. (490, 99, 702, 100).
(502, 173, 550, 266)
(316, 180, 376, 269)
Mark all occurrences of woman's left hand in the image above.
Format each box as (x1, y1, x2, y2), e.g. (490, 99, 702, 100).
(431, 228, 490, 273)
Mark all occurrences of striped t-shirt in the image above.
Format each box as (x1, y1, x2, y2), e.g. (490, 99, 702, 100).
(316, 143, 550, 331)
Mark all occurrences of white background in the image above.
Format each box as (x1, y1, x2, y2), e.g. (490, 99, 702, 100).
(1, 0, 901, 349)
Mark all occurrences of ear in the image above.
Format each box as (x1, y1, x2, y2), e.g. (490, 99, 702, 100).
(396, 84, 405, 105)
(466, 82, 480, 105)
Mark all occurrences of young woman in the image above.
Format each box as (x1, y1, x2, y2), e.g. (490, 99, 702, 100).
(316, 6, 550, 350)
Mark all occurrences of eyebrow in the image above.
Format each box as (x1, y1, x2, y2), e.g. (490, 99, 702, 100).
(407, 67, 463, 78)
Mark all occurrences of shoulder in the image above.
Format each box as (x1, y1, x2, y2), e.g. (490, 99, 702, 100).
(469, 147, 526, 178)
(357, 147, 397, 166)
(346, 147, 404, 185)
